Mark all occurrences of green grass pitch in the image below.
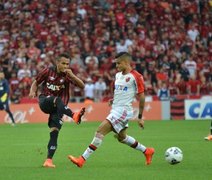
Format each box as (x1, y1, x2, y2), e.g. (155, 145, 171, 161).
(0, 120, 211, 180)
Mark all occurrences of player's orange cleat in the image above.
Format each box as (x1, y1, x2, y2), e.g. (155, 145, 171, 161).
(42, 158, 56, 168)
(68, 155, 85, 168)
(72, 107, 85, 124)
(204, 135, 212, 141)
(144, 147, 155, 165)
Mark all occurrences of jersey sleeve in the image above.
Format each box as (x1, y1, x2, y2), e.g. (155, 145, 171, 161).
(65, 73, 74, 83)
(131, 70, 145, 94)
(35, 68, 49, 84)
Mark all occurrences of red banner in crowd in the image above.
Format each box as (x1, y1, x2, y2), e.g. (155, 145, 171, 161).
(0, 102, 162, 124)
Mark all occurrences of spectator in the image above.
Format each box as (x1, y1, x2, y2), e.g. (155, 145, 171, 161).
(187, 24, 200, 42)
(27, 40, 41, 60)
(187, 75, 201, 95)
(184, 55, 197, 77)
(84, 77, 95, 101)
(116, 39, 129, 53)
(9, 72, 20, 94)
(179, 63, 190, 81)
(157, 82, 170, 101)
(94, 77, 107, 102)
(85, 52, 99, 66)
(199, 74, 211, 95)
(176, 74, 188, 95)
(17, 64, 31, 80)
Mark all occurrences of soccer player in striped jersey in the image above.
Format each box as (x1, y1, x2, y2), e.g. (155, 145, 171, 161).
(68, 52, 154, 168)
(29, 53, 85, 168)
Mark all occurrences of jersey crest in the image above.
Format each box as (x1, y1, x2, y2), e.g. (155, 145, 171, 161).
(126, 77, 130, 82)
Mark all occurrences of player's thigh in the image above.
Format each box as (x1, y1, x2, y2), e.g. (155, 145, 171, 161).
(96, 120, 113, 136)
(39, 95, 56, 114)
(0, 101, 8, 110)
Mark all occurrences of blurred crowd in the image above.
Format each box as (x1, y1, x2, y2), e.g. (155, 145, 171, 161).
(0, 0, 211, 103)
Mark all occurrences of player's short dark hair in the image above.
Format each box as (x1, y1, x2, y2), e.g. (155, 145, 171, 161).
(57, 52, 70, 61)
(115, 52, 131, 59)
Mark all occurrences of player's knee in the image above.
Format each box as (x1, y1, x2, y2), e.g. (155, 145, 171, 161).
(55, 97, 66, 111)
(5, 108, 10, 113)
(117, 134, 126, 142)
(50, 127, 59, 132)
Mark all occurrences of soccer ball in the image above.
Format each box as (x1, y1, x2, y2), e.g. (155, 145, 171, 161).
(165, 147, 183, 165)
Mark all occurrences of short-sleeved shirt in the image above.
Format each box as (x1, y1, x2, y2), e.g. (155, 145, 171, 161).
(36, 67, 72, 105)
(112, 70, 145, 111)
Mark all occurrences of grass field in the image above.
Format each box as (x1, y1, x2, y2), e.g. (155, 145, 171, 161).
(0, 120, 211, 180)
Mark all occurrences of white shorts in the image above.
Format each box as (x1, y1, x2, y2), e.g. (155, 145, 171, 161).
(106, 107, 133, 133)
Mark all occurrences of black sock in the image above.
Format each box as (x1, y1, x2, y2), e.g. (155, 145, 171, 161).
(55, 97, 73, 117)
(6, 109, 15, 124)
(210, 121, 212, 135)
(47, 130, 59, 159)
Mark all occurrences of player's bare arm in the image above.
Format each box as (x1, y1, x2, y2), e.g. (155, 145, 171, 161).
(137, 92, 145, 129)
(64, 69, 85, 89)
(29, 80, 38, 98)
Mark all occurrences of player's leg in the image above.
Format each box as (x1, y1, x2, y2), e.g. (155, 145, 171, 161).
(117, 128, 146, 152)
(0, 100, 4, 110)
(43, 112, 63, 168)
(68, 119, 113, 167)
(204, 120, 212, 140)
(4, 101, 15, 125)
(54, 97, 85, 124)
(39, 95, 72, 116)
(117, 129, 154, 165)
(39, 95, 85, 124)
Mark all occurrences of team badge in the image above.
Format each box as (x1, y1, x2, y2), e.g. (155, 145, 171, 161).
(126, 77, 130, 82)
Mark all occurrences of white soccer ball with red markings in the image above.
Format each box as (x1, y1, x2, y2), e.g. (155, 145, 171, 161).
(165, 147, 183, 164)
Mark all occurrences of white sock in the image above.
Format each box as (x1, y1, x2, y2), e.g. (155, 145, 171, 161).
(82, 132, 104, 160)
(122, 135, 146, 152)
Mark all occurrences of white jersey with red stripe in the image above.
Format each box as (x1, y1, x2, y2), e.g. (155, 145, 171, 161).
(112, 70, 145, 111)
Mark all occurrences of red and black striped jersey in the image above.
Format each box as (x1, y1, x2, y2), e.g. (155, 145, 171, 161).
(36, 67, 72, 105)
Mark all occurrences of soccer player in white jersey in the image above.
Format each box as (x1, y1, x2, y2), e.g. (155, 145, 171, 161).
(68, 52, 155, 167)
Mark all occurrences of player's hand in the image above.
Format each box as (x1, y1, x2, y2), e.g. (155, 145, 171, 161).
(138, 119, 144, 129)
(64, 69, 74, 77)
(29, 91, 36, 98)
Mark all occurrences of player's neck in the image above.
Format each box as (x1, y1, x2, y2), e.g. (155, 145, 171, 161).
(122, 67, 132, 75)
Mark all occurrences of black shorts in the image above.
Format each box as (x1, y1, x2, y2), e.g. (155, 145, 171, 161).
(0, 99, 9, 111)
(39, 95, 63, 129)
